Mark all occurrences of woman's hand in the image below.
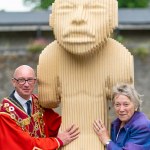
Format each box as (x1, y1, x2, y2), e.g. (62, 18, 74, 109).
(93, 119, 111, 145)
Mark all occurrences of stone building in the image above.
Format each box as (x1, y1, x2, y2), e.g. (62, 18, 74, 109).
(0, 9, 150, 116)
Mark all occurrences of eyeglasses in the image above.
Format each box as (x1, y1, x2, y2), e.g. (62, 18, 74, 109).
(13, 78, 36, 85)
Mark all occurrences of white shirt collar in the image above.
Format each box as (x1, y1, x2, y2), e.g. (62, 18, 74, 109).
(14, 91, 32, 107)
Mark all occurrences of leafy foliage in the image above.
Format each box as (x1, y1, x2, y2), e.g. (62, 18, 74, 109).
(40, 0, 54, 9)
(24, 0, 150, 9)
(27, 38, 49, 53)
(118, 0, 150, 8)
(23, 0, 55, 9)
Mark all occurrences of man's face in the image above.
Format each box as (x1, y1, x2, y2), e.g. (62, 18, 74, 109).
(12, 67, 36, 100)
(51, 0, 117, 55)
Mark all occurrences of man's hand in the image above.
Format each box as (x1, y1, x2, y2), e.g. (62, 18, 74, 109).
(57, 124, 80, 146)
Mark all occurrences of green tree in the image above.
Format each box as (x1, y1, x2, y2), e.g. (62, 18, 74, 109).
(118, 0, 150, 8)
(24, 0, 150, 9)
(23, 0, 54, 10)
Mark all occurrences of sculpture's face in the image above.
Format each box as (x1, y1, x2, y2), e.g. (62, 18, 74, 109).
(50, 0, 117, 55)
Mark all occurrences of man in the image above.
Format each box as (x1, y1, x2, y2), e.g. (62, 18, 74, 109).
(0, 65, 79, 150)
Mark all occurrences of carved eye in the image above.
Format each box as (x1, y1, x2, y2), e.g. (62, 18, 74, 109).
(57, 2, 75, 13)
(85, 3, 106, 13)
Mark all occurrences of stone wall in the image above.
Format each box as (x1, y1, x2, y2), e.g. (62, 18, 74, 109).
(134, 56, 150, 117)
(120, 30, 150, 117)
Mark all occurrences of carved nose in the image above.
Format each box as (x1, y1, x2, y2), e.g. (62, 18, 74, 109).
(72, 6, 86, 24)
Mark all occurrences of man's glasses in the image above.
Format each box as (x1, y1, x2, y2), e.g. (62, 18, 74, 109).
(13, 78, 36, 85)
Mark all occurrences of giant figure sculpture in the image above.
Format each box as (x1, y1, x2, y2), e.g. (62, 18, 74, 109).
(37, 0, 134, 149)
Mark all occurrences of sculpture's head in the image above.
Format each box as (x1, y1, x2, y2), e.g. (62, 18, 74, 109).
(50, 0, 118, 55)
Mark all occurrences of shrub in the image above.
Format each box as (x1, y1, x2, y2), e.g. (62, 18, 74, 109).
(28, 38, 49, 53)
(118, 0, 150, 8)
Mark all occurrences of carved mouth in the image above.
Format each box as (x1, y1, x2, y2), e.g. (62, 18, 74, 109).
(62, 31, 95, 43)
(63, 37, 95, 43)
(63, 28, 95, 43)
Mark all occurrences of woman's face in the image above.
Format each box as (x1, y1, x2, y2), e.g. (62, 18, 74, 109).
(114, 95, 136, 124)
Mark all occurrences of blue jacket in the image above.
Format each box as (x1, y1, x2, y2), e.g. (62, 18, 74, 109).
(107, 112, 150, 150)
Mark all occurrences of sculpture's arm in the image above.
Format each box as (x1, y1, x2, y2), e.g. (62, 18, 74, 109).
(37, 43, 61, 108)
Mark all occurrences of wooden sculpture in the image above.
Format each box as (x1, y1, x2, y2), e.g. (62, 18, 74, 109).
(37, 0, 134, 149)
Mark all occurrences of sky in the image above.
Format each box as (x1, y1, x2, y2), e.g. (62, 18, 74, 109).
(0, 0, 33, 12)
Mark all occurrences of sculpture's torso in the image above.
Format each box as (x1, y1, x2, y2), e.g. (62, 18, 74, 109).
(38, 38, 133, 150)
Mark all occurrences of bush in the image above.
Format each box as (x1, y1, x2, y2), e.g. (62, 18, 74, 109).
(118, 0, 150, 8)
(28, 38, 49, 53)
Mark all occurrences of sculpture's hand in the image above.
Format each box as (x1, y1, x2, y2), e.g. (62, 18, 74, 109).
(57, 124, 80, 146)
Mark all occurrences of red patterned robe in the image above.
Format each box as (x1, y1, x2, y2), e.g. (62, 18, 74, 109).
(0, 93, 62, 150)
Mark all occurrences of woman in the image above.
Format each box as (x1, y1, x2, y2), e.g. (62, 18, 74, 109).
(93, 83, 150, 150)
